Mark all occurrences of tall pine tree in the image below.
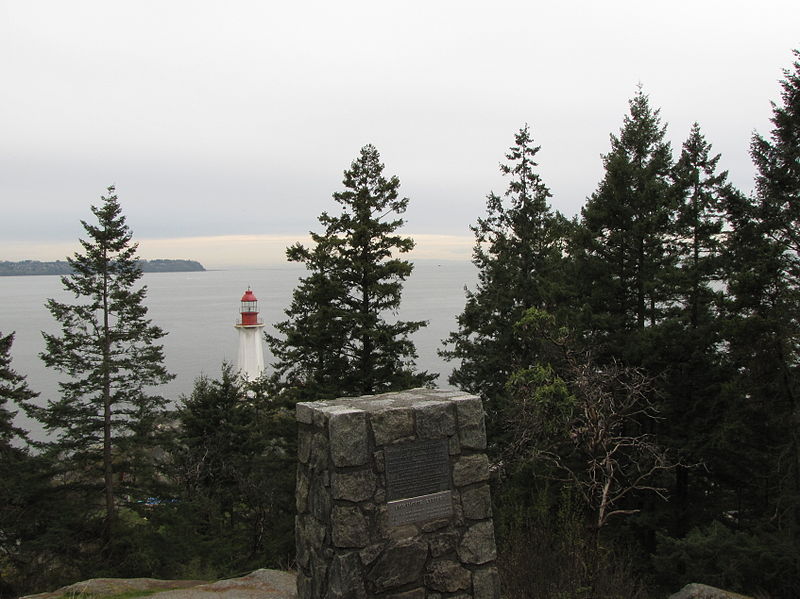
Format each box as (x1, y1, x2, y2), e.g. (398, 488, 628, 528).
(728, 48, 800, 540)
(440, 125, 570, 436)
(23, 186, 173, 550)
(573, 88, 674, 363)
(671, 123, 730, 329)
(0, 331, 33, 450)
(0, 331, 35, 595)
(651, 54, 800, 597)
(659, 124, 736, 535)
(569, 90, 679, 565)
(267, 145, 432, 400)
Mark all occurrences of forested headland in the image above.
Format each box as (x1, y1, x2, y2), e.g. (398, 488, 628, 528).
(0, 259, 205, 276)
(1, 50, 799, 599)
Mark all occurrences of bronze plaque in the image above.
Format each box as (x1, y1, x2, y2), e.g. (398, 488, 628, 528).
(384, 439, 450, 501)
(387, 490, 453, 526)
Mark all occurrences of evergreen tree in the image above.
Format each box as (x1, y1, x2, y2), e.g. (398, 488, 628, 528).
(168, 364, 296, 575)
(671, 123, 730, 328)
(0, 331, 35, 596)
(23, 186, 173, 550)
(658, 124, 736, 535)
(267, 145, 432, 400)
(0, 331, 34, 449)
(727, 49, 800, 540)
(440, 126, 570, 436)
(573, 89, 674, 362)
(652, 53, 800, 597)
(1, 334, 87, 596)
(569, 90, 679, 565)
(654, 182, 800, 596)
(265, 246, 352, 401)
(752, 48, 800, 293)
(176, 366, 253, 510)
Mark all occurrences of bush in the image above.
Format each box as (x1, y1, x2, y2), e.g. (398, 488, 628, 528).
(495, 482, 649, 599)
(654, 521, 800, 598)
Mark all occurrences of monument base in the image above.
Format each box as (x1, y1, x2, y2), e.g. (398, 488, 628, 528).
(295, 388, 501, 599)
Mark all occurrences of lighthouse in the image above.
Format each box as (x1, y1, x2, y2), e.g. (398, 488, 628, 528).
(235, 287, 265, 381)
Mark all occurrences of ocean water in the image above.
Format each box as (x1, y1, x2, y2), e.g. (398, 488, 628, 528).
(0, 259, 477, 439)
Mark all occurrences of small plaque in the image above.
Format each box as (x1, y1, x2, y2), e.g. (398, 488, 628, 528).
(387, 490, 453, 526)
(384, 439, 450, 501)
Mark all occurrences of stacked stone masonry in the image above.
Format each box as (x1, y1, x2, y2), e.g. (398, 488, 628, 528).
(296, 388, 501, 599)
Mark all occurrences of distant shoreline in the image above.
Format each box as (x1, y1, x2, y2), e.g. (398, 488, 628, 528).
(0, 259, 206, 276)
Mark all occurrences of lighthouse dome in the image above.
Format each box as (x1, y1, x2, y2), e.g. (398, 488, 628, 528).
(241, 289, 258, 302)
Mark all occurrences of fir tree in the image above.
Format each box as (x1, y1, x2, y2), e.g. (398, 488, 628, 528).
(574, 88, 674, 362)
(569, 90, 677, 564)
(659, 124, 736, 535)
(170, 364, 296, 572)
(266, 245, 352, 401)
(267, 145, 432, 400)
(0, 331, 34, 449)
(728, 49, 800, 538)
(671, 123, 730, 328)
(652, 54, 800, 596)
(0, 331, 35, 595)
(440, 125, 570, 436)
(751, 49, 800, 292)
(23, 186, 173, 550)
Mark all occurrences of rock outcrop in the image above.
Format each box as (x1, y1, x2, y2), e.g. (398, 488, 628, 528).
(20, 569, 296, 599)
(668, 582, 753, 599)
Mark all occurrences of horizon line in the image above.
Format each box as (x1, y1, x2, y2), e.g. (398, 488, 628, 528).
(2, 232, 475, 268)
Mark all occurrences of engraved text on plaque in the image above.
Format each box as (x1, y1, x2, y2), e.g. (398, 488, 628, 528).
(384, 439, 450, 501)
(387, 490, 453, 526)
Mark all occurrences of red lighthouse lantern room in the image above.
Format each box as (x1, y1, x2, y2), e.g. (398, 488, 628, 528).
(239, 288, 261, 326)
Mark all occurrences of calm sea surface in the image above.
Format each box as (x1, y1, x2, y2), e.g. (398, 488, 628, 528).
(0, 259, 477, 439)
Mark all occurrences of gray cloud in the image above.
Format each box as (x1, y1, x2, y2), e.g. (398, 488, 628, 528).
(2, 0, 797, 256)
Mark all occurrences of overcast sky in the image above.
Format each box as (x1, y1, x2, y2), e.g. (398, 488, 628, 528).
(2, 0, 798, 266)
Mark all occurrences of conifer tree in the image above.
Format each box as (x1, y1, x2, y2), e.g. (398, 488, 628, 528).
(751, 49, 800, 291)
(1, 331, 36, 594)
(440, 125, 570, 437)
(573, 89, 674, 362)
(0, 331, 34, 449)
(267, 145, 432, 400)
(659, 124, 736, 535)
(0, 334, 72, 597)
(23, 186, 173, 549)
(266, 245, 352, 401)
(170, 364, 296, 571)
(728, 49, 800, 536)
(568, 91, 680, 564)
(651, 54, 800, 596)
(671, 123, 730, 327)
(656, 58, 800, 588)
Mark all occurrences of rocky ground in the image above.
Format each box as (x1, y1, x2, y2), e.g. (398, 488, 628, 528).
(20, 569, 296, 599)
(668, 583, 753, 599)
(20, 572, 754, 599)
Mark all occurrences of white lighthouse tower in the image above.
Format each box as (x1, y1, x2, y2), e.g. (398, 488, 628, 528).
(235, 287, 265, 381)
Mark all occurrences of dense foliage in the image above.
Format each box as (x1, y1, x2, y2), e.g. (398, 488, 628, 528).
(0, 332, 33, 449)
(489, 56, 800, 598)
(163, 365, 296, 577)
(0, 332, 37, 595)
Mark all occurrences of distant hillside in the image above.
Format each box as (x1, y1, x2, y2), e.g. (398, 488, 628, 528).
(0, 259, 206, 276)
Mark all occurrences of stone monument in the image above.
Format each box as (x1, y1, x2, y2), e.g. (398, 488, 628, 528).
(295, 388, 501, 599)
